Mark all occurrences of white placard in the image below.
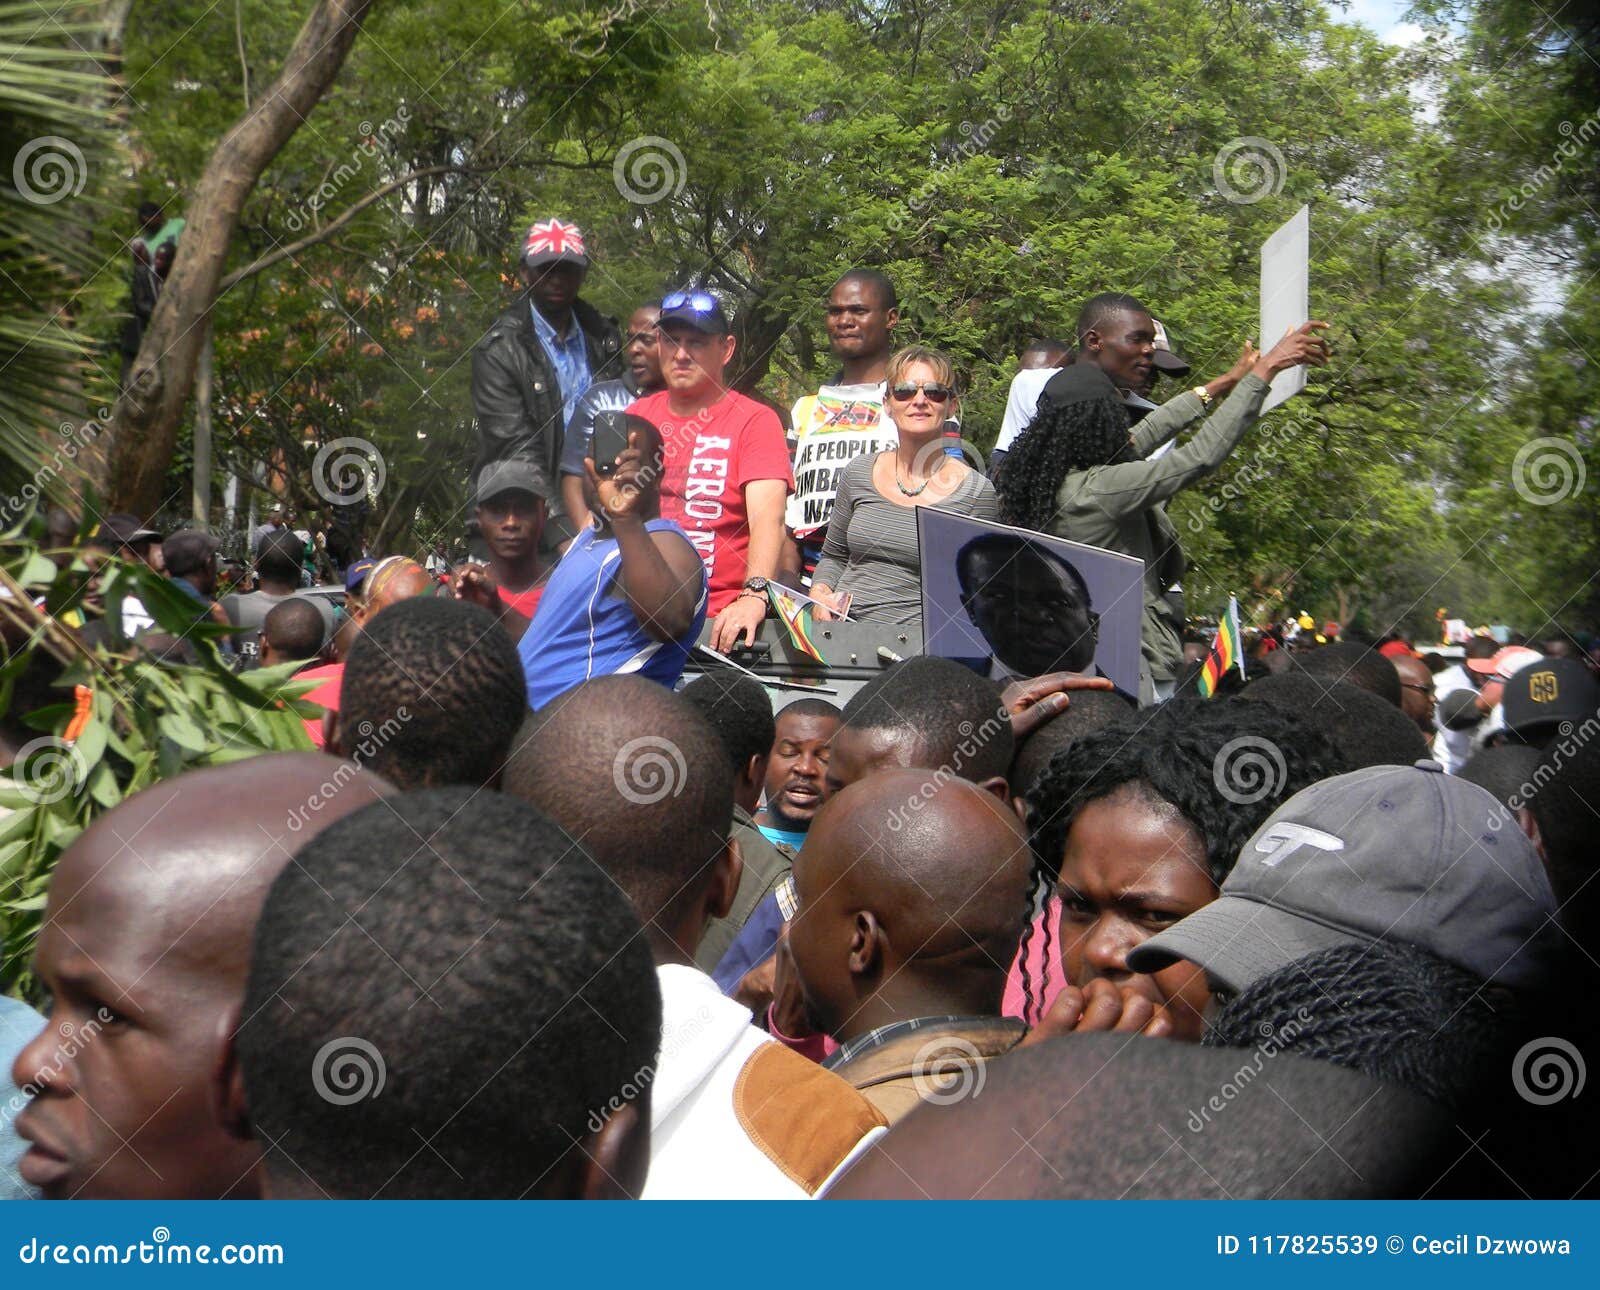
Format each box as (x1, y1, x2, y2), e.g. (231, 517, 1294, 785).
(1259, 204, 1309, 414)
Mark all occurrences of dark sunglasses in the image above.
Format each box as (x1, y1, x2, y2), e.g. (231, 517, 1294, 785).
(661, 290, 719, 313)
(888, 380, 953, 404)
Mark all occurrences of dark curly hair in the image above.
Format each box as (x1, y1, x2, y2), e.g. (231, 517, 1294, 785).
(1013, 698, 1339, 1022)
(995, 392, 1132, 531)
(1203, 941, 1517, 1116)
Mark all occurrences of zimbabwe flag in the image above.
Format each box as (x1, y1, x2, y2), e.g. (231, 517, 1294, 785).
(769, 584, 826, 663)
(1198, 596, 1246, 697)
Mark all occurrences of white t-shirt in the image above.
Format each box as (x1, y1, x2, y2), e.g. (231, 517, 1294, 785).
(786, 383, 899, 540)
(994, 370, 1172, 458)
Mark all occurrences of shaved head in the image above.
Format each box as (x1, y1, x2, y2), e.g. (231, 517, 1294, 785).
(788, 770, 1032, 1041)
(503, 676, 733, 958)
(10, 753, 392, 1199)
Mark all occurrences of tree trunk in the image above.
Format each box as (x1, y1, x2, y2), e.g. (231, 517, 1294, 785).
(105, 0, 379, 515)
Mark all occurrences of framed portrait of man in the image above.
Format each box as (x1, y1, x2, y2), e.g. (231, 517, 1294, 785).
(917, 508, 1144, 698)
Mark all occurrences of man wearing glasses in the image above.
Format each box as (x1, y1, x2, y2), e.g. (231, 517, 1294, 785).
(629, 291, 793, 653)
(471, 217, 622, 548)
(559, 302, 665, 533)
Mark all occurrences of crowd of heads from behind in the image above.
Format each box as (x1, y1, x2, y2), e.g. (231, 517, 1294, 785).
(3, 226, 1596, 1203)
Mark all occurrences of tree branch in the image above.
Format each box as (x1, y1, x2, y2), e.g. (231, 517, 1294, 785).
(220, 164, 487, 290)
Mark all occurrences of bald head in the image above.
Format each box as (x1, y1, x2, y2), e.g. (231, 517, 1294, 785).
(13, 753, 392, 1199)
(787, 770, 1032, 1042)
(502, 675, 734, 961)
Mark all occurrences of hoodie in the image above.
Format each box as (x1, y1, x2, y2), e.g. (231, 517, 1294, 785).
(643, 964, 886, 1199)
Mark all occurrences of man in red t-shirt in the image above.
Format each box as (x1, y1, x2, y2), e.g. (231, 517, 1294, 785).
(475, 459, 550, 624)
(629, 290, 792, 652)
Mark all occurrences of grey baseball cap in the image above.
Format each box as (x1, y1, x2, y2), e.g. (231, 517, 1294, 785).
(1127, 761, 1559, 993)
(475, 458, 552, 505)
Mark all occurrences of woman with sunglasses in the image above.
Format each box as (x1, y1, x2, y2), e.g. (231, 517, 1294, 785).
(811, 345, 998, 626)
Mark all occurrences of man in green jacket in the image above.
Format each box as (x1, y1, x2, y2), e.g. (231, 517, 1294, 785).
(998, 318, 1330, 702)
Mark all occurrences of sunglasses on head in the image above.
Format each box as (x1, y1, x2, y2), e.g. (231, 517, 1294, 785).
(661, 290, 719, 313)
(888, 380, 953, 404)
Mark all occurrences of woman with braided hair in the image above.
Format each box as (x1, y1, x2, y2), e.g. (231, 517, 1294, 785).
(1004, 696, 1338, 1038)
(994, 320, 1329, 701)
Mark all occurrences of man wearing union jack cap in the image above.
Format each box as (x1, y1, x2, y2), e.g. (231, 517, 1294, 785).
(471, 217, 623, 554)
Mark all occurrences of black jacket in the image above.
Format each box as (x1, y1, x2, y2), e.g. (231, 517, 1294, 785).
(469, 295, 623, 488)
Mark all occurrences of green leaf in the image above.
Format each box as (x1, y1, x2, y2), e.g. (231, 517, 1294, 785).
(157, 712, 208, 754)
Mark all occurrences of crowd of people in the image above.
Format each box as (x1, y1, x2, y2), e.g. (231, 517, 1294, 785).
(1, 219, 1596, 1202)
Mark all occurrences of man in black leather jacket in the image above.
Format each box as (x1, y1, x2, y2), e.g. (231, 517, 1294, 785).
(470, 218, 623, 547)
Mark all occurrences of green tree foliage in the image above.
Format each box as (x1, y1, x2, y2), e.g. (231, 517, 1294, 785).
(0, 532, 318, 999)
(34, 0, 1600, 633)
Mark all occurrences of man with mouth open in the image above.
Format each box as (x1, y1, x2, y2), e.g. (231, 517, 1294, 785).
(754, 698, 843, 852)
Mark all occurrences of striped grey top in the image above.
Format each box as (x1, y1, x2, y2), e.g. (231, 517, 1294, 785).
(812, 453, 1000, 626)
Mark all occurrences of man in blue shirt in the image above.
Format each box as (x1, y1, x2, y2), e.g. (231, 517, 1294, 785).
(516, 416, 707, 710)
(753, 698, 841, 851)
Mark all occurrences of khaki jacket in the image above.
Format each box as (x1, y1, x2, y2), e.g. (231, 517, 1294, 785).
(1048, 373, 1272, 692)
(829, 1016, 1027, 1125)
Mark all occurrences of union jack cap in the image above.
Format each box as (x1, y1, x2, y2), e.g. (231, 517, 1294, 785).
(522, 218, 588, 267)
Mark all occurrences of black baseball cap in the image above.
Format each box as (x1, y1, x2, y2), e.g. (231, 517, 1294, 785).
(1150, 318, 1191, 376)
(93, 513, 160, 550)
(1128, 761, 1559, 993)
(1500, 657, 1600, 744)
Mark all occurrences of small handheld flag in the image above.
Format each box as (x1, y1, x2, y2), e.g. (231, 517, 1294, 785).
(768, 584, 827, 663)
(1198, 596, 1246, 698)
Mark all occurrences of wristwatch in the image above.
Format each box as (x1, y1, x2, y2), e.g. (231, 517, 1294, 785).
(742, 577, 770, 595)
(1192, 385, 1215, 409)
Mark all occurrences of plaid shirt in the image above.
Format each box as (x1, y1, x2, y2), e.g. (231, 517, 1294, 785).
(822, 1014, 977, 1072)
